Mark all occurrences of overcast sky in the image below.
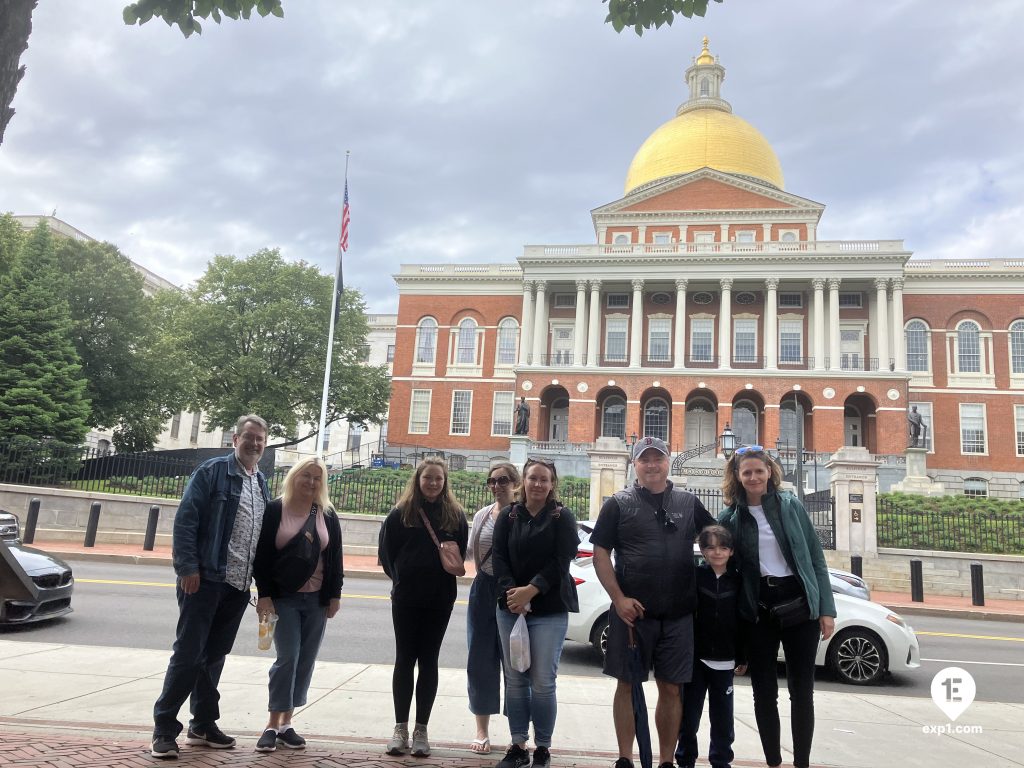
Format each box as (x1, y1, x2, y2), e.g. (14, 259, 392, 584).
(2, 1, 1022, 312)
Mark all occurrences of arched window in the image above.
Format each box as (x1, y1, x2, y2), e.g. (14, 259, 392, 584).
(643, 398, 669, 442)
(781, 231, 797, 243)
(601, 396, 626, 440)
(613, 233, 630, 245)
(456, 318, 477, 364)
(1010, 320, 1024, 374)
(905, 320, 930, 372)
(497, 318, 519, 365)
(779, 400, 804, 449)
(957, 321, 981, 373)
(699, 77, 710, 97)
(963, 477, 988, 498)
(415, 317, 437, 364)
(733, 400, 758, 447)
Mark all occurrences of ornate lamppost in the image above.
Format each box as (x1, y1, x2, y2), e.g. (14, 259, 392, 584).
(719, 422, 736, 459)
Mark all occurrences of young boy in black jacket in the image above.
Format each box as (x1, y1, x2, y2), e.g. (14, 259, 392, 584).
(675, 525, 747, 768)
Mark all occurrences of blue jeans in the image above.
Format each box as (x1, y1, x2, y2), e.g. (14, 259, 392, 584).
(467, 572, 504, 715)
(676, 661, 735, 768)
(268, 592, 328, 712)
(153, 579, 250, 737)
(497, 609, 568, 748)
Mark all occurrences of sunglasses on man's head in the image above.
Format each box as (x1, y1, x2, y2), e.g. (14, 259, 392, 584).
(486, 476, 511, 487)
(734, 445, 765, 455)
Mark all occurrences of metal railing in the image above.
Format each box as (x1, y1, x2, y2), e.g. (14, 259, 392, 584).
(877, 495, 1024, 554)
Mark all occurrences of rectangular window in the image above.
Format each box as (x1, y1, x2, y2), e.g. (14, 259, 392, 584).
(409, 390, 431, 434)
(220, 429, 233, 448)
(733, 318, 757, 362)
(735, 230, 755, 243)
(386, 344, 395, 363)
(779, 320, 803, 363)
(1011, 326, 1024, 374)
(1016, 405, 1024, 457)
(690, 318, 714, 362)
(170, 412, 181, 439)
(694, 232, 715, 244)
(839, 292, 863, 308)
(346, 426, 362, 452)
(778, 293, 803, 308)
(492, 391, 515, 436)
(652, 232, 671, 244)
(959, 403, 986, 454)
(357, 344, 371, 362)
(606, 293, 629, 309)
(553, 293, 576, 308)
(190, 413, 202, 443)
(648, 318, 671, 362)
(605, 318, 628, 361)
(450, 391, 472, 435)
(416, 325, 436, 364)
(322, 428, 331, 452)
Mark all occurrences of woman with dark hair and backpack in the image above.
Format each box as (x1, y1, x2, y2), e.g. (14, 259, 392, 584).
(378, 457, 468, 757)
(718, 447, 836, 768)
(492, 458, 579, 768)
(253, 456, 343, 752)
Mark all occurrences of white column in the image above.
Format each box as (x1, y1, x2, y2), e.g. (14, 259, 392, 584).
(807, 222, 817, 241)
(587, 280, 601, 367)
(762, 223, 772, 242)
(891, 278, 905, 371)
(765, 277, 779, 369)
(677, 224, 688, 244)
(674, 278, 688, 369)
(573, 279, 587, 366)
(533, 280, 548, 366)
(874, 277, 889, 372)
(637, 225, 647, 244)
(720, 224, 729, 243)
(629, 278, 644, 368)
(828, 277, 841, 371)
(519, 281, 534, 365)
(597, 226, 607, 244)
(812, 278, 825, 370)
(718, 277, 733, 369)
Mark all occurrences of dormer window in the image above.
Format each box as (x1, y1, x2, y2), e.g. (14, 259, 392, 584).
(700, 77, 709, 97)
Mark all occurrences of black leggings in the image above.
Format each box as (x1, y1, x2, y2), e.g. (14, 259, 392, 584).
(391, 602, 453, 725)
(747, 590, 821, 768)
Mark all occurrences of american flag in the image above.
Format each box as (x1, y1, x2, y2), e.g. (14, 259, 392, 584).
(338, 180, 350, 253)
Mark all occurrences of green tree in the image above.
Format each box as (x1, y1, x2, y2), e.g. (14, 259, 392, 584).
(0, 222, 91, 443)
(179, 248, 389, 441)
(605, 0, 723, 34)
(54, 237, 188, 451)
(0, 212, 25, 276)
(123, 0, 283, 37)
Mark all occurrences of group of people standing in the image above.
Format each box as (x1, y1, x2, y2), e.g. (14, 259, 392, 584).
(147, 411, 835, 768)
(150, 414, 345, 759)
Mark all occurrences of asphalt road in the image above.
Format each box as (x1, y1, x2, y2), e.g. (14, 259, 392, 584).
(4, 561, 1024, 703)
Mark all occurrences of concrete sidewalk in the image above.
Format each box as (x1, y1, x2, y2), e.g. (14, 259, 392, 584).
(31, 537, 1024, 623)
(2, 638, 1023, 767)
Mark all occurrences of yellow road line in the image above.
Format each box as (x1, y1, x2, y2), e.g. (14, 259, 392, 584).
(75, 579, 468, 605)
(916, 630, 1024, 643)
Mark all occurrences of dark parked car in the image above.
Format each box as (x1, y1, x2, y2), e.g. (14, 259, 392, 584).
(0, 512, 75, 625)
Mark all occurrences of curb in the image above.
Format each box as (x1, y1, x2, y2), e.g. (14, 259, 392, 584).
(880, 602, 1024, 623)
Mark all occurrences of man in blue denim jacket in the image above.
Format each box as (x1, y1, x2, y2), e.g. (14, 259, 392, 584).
(151, 414, 272, 759)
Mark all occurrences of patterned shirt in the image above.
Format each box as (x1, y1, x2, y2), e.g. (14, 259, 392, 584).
(224, 460, 266, 591)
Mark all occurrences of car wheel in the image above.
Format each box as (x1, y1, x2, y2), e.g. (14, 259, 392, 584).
(590, 613, 609, 657)
(827, 627, 888, 685)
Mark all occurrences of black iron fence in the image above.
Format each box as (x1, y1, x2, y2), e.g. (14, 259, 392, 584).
(877, 494, 1024, 554)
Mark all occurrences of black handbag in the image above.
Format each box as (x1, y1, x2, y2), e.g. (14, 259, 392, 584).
(272, 504, 321, 593)
(768, 595, 811, 628)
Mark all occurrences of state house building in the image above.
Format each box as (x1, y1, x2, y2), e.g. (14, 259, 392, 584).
(386, 41, 1024, 499)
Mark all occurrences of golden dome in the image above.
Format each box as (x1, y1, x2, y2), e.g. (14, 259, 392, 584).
(624, 107, 785, 194)
(695, 36, 715, 65)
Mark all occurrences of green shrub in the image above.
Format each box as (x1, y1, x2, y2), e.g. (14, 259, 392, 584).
(877, 492, 1024, 554)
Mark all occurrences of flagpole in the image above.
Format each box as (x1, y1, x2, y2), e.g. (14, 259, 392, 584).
(317, 150, 350, 460)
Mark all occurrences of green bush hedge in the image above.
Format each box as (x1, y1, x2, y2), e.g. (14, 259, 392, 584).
(877, 492, 1024, 554)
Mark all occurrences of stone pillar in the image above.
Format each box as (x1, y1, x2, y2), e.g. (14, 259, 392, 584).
(812, 278, 825, 370)
(828, 277, 841, 371)
(762, 223, 772, 242)
(573, 279, 588, 367)
(509, 434, 531, 471)
(718, 277, 733, 369)
(874, 277, 889, 371)
(891, 278, 905, 371)
(533, 280, 548, 365)
(765, 277, 779, 369)
(587, 280, 601, 366)
(826, 446, 881, 556)
(674, 278, 688, 369)
(892, 447, 946, 496)
(629, 278, 644, 368)
(519, 282, 534, 364)
(587, 437, 631, 519)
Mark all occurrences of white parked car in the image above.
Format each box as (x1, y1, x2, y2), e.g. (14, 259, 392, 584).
(565, 556, 920, 685)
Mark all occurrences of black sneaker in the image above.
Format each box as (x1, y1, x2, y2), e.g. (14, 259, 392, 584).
(532, 746, 551, 768)
(150, 735, 179, 759)
(276, 727, 306, 749)
(255, 729, 278, 753)
(496, 743, 531, 768)
(613, 759, 633, 768)
(186, 723, 236, 749)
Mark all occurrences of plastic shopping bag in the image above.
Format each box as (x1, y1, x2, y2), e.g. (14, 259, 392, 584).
(509, 613, 531, 673)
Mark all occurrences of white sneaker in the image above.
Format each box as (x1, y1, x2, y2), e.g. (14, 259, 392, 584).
(411, 725, 430, 757)
(386, 724, 409, 755)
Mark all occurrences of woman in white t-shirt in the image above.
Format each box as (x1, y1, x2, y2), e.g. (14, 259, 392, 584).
(465, 462, 521, 754)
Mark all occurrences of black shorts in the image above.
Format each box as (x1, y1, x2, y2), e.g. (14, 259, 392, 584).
(603, 609, 694, 685)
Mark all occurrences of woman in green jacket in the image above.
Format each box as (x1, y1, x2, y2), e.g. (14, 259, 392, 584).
(718, 447, 836, 768)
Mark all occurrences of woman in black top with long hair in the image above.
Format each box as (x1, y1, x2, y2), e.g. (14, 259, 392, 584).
(378, 457, 468, 758)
